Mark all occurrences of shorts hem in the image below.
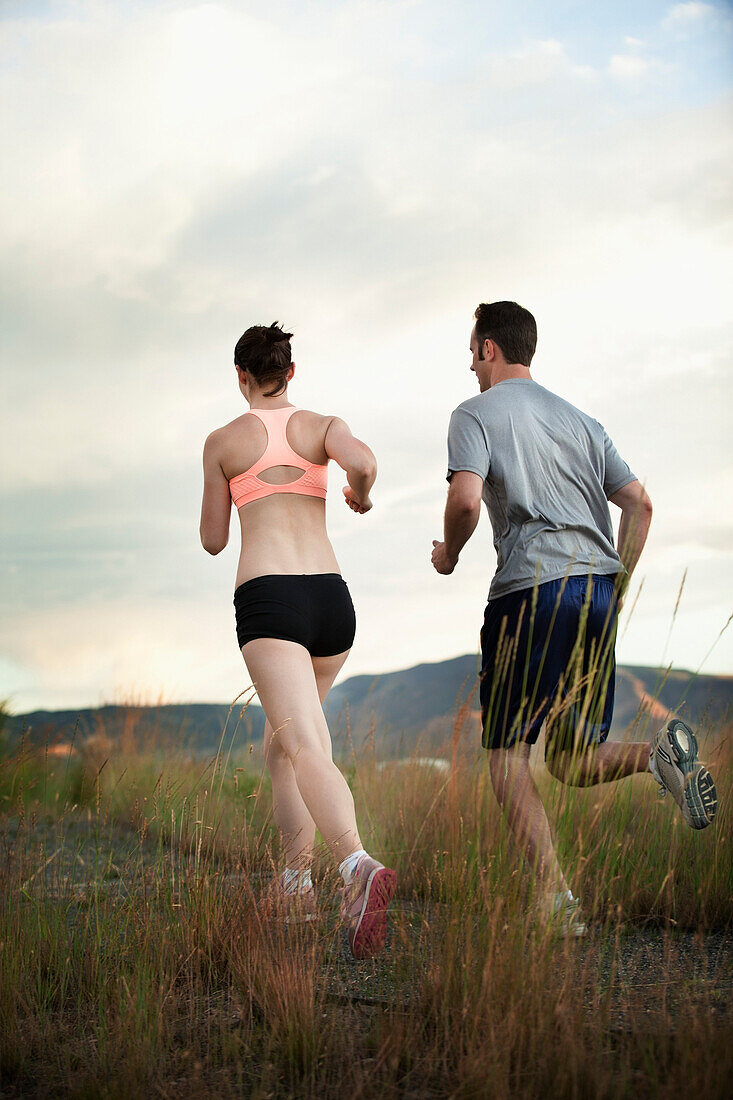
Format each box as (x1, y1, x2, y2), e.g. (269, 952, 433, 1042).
(238, 633, 311, 652)
(238, 633, 354, 658)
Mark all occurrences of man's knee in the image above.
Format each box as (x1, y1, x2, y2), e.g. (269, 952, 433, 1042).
(545, 745, 592, 785)
(487, 743, 531, 793)
(486, 747, 504, 787)
(545, 748, 570, 782)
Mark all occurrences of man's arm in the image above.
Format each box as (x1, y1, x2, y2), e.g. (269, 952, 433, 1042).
(431, 471, 483, 574)
(608, 479, 653, 601)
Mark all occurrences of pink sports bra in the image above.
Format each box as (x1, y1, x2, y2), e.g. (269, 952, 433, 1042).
(229, 406, 329, 509)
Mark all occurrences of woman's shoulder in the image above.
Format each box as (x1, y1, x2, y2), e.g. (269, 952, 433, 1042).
(291, 407, 335, 423)
(204, 412, 262, 464)
(213, 410, 261, 438)
(290, 407, 340, 436)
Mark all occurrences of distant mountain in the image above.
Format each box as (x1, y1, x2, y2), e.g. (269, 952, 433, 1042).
(2, 702, 262, 755)
(4, 658, 731, 758)
(324, 658, 733, 753)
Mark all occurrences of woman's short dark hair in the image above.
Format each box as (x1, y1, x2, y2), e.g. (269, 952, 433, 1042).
(234, 322, 293, 397)
(474, 302, 537, 367)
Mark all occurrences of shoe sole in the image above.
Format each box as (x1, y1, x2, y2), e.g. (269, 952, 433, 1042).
(567, 918, 588, 938)
(684, 767, 718, 830)
(542, 916, 588, 939)
(665, 720, 717, 830)
(541, 896, 588, 938)
(349, 867, 397, 960)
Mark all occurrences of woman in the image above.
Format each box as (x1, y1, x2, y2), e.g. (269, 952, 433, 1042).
(199, 321, 396, 959)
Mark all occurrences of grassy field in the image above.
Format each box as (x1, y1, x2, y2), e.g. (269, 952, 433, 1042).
(0, 703, 730, 1098)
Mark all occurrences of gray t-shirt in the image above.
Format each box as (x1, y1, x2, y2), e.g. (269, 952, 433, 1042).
(446, 379, 636, 600)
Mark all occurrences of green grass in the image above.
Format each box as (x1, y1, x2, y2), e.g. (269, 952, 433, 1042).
(0, 706, 730, 1098)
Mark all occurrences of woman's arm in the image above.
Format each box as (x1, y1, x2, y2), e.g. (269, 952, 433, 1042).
(200, 431, 232, 554)
(324, 417, 377, 514)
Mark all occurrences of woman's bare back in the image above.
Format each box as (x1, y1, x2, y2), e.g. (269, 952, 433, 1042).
(217, 407, 340, 586)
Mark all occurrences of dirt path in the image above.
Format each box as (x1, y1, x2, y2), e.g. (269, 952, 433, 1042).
(6, 818, 730, 1034)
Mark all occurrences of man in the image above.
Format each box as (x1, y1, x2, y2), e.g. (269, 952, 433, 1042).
(432, 301, 718, 933)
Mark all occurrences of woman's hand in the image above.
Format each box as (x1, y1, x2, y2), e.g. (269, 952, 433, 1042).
(343, 486, 372, 514)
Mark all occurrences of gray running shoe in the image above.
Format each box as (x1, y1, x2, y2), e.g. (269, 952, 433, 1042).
(649, 719, 717, 830)
(540, 891, 587, 938)
(340, 855, 397, 960)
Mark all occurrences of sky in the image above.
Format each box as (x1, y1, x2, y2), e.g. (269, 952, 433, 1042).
(1, 0, 732, 713)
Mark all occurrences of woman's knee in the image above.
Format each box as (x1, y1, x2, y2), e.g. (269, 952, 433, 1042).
(267, 717, 331, 767)
(264, 733, 291, 772)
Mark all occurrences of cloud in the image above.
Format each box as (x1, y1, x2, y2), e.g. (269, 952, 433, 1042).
(664, 2, 716, 27)
(484, 38, 596, 87)
(662, 2, 733, 39)
(608, 52, 669, 80)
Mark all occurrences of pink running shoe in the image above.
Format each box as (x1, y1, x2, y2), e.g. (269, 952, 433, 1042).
(340, 855, 397, 960)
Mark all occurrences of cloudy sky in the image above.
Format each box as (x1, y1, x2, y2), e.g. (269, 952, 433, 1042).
(1, 0, 732, 713)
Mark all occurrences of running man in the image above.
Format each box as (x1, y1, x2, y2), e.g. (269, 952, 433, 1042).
(201, 322, 396, 957)
(431, 301, 718, 932)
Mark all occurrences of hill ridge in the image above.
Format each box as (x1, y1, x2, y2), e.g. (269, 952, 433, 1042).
(4, 659, 731, 756)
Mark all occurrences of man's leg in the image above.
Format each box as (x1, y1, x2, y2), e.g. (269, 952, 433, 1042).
(487, 742, 569, 898)
(544, 575, 648, 786)
(481, 586, 569, 898)
(546, 740, 650, 786)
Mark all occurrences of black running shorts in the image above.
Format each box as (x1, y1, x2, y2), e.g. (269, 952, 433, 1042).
(233, 573, 356, 657)
(480, 574, 618, 752)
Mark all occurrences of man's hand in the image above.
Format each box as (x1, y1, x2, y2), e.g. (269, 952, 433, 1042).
(343, 485, 372, 514)
(432, 540, 457, 574)
(433, 472, 483, 575)
(609, 480, 652, 603)
(614, 574, 629, 613)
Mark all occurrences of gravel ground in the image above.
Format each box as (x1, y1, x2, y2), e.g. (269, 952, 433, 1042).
(4, 818, 730, 1034)
(318, 901, 731, 1031)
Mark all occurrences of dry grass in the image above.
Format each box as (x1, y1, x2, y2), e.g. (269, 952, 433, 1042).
(0, 704, 730, 1098)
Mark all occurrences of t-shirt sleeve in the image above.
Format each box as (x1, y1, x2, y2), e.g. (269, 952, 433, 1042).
(602, 429, 636, 497)
(446, 406, 490, 482)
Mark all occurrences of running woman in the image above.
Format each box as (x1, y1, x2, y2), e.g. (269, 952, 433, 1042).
(200, 322, 395, 958)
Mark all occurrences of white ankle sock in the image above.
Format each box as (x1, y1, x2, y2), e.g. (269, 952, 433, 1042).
(282, 868, 312, 895)
(339, 848, 368, 885)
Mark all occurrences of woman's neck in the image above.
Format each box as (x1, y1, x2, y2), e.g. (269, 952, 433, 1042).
(247, 391, 292, 410)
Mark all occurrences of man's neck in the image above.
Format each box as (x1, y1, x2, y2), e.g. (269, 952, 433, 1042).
(489, 363, 533, 389)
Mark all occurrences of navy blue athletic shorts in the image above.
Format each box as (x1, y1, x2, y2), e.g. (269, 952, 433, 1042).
(234, 573, 356, 657)
(480, 574, 618, 753)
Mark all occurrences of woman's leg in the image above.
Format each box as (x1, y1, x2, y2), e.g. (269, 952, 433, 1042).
(263, 718, 316, 869)
(260, 648, 351, 868)
(243, 638, 362, 865)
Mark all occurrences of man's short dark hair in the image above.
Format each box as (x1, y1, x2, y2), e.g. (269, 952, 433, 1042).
(234, 322, 293, 397)
(474, 302, 537, 367)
